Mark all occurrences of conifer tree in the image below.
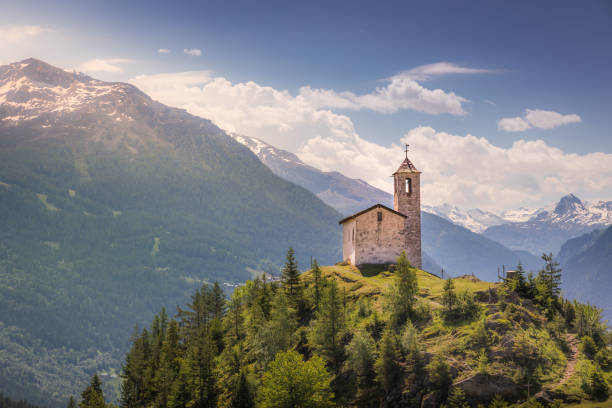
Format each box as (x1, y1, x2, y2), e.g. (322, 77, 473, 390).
(347, 329, 377, 381)
(211, 282, 226, 319)
(442, 278, 457, 317)
(80, 375, 106, 408)
(539, 253, 562, 298)
(230, 371, 254, 408)
(312, 259, 322, 312)
(281, 247, 301, 306)
(67, 396, 77, 408)
(375, 330, 402, 393)
(389, 251, 418, 327)
(426, 354, 452, 401)
(253, 290, 297, 366)
(309, 278, 345, 370)
(153, 320, 181, 407)
(445, 387, 470, 408)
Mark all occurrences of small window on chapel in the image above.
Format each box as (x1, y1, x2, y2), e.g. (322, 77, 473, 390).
(405, 178, 412, 194)
(377, 211, 383, 222)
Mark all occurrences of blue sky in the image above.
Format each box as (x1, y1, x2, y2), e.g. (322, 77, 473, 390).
(2, 0, 612, 211)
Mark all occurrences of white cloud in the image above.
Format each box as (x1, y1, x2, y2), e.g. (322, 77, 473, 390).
(524, 109, 582, 129)
(157, 48, 170, 54)
(77, 58, 134, 73)
(497, 116, 531, 132)
(183, 48, 202, 56)
(301, 126, 612, 212)
(398, 62, 494, 81)
(0, 25, 51, 42)
(499, 109, 582, 132)
(128, 70, 611, 211)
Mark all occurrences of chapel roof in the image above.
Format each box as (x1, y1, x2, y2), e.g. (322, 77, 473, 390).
(393, 157, 420, 174)
(338, 203, 407, 225)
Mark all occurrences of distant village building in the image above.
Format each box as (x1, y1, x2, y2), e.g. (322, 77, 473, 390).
(339, 149, 422, 268)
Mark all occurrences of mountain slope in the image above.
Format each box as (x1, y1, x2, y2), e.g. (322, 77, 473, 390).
(559, 225, 612, 321)
(0, 58, 342, 406)
(421, 212, 542, 280)
(231, 134, 393, 215)
(483, 194, 612, 255)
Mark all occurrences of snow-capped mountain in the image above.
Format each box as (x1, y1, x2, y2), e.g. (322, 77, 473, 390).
(1, 58, 138, 125)
(421, 203, 505, 233)
(230, 133, 393, 216)
(483, 194, 612, 255)
(424, 194, 612, 236)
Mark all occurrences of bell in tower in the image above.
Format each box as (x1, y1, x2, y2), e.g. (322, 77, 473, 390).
(393, 144, 422, 268)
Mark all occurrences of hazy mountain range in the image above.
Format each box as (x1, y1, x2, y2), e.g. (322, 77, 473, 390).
(230, 133, 393, 216)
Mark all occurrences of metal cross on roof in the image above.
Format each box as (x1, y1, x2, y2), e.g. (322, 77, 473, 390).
(404, 143, 409, 159)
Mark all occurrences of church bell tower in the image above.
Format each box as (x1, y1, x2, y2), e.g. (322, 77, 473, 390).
(393, 145, 422, 268)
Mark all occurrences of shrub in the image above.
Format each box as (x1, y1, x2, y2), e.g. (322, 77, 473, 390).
(580, 336, 598, 360)
(589, 369, 610, 401)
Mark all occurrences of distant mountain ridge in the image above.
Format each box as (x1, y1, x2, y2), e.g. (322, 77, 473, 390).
(231, 134, 393, 216)
(483, 194, 612, 255)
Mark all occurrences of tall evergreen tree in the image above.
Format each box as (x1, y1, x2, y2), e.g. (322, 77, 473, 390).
(442, 278, 457, 317)
(312, 259, 322, 312)
(281, 247, 301, 305)
(79, 375, 106, 408)
(67, 396, 77, 408)
(153, 320, 181, 407)
(389, 251, 418, 327)
(539, 253, 562, 297)
(211, 282, 226, 319)
(375, 330, 402, 394)
(230, 371, 254, 408)
(309, 279, 345, 370)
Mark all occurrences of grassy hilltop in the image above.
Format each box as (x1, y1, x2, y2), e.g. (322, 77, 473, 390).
(78, 252, 612, 408)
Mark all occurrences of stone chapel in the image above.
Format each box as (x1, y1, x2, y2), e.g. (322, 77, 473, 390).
(339, 150, 422, 268)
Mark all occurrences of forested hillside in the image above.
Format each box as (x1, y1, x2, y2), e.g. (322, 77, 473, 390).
(73, 250, 612, 408)
(0, 59, 341, 406)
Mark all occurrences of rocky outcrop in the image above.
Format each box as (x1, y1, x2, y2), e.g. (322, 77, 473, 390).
(453, 373, 522, 404)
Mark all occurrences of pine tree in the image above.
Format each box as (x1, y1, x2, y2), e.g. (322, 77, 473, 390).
(230, 371, 254, 408)
(67, 396, 77, 408)
(312, 259, 322, 312)
(309, 278, 345, 370)
(375, 330, 402, 393)
(347, 329, 376, 381)
(426, 355, 452, 400)
(211, 281, 226, 319)
(253, 290, 297, 366)
(442, 278, 457, 317)
(446, 387, 470, 408)
(389, 251, 418, 327)
(80, 375, 106, 408)
(281, 247, 301, 305)
(153, 320, 181, 407)
(539, 253, 562, 297)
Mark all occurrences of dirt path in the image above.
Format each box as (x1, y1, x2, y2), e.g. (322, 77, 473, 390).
(555, 332, 579, 388)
